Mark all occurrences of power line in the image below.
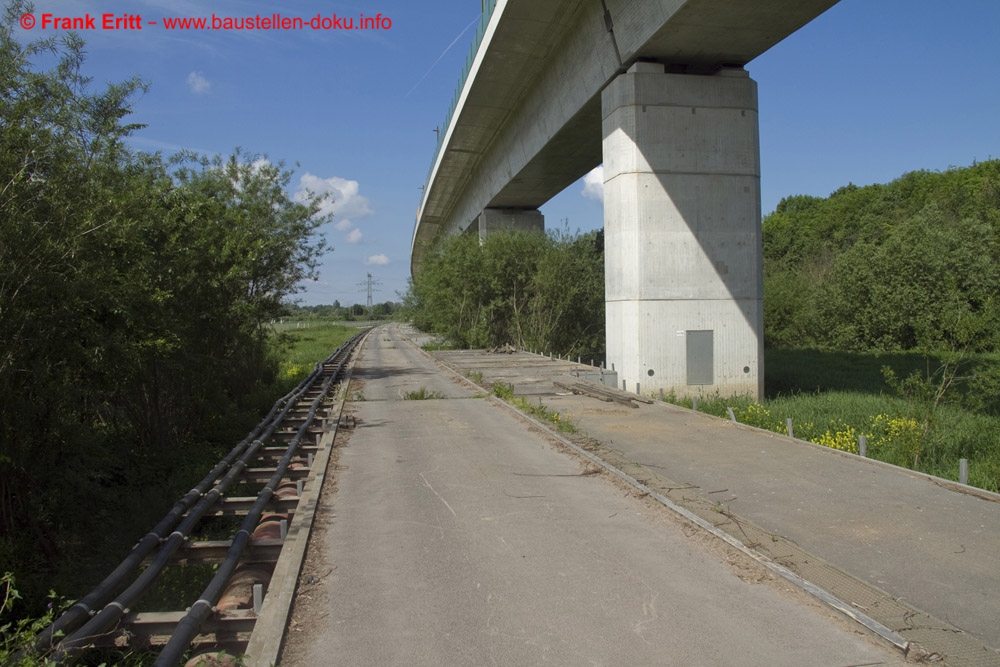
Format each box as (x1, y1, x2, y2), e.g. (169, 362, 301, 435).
(357, 272, 383, 313)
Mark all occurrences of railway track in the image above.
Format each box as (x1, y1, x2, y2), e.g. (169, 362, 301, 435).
(26, 329, 370, 666)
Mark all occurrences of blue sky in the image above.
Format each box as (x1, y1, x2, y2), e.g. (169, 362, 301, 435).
(14, 0, 1000, 306)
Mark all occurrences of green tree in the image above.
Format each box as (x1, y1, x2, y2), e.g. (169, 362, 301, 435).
(761, 161, 1000, 350)
(406, 229, 604, 356)
(0, 3, 331, 612)
(819, 205, 999, 352)
(526, 231, 604, 356)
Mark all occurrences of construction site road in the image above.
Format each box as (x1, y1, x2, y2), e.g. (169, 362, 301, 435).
(280, 324, 910, 667)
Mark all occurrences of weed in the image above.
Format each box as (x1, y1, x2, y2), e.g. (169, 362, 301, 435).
(185, 649, 246, 666)
(275, 324, 356, 391)
(491, 383, 577, 434)
(1, 573, 60, 665)
(653, 348, 1000, 492)
(403, 387, 444, 400)
(491, 382, 515, 401)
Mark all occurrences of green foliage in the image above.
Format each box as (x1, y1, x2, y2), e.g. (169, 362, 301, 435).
(759, 163, 1000, 485)
(819, 207, 999, 352)
(403, 387, 444, 400)
(490, 383, 576, 433)
(1, 573, 59, 666)
(763, 161, 1000, 352)
(283, 300, 400, 321)
(658, 350, 1000, 492)
(0, 3, 330, 616)
(406, 229, 604, 357)
(273, 324, 357, 390)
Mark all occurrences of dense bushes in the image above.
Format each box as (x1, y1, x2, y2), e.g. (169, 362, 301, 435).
(0, 3, 328, 610)
(757, 163, 1000, 489)
(406, 229, 604, 357)
(762, 161, 1000, 352)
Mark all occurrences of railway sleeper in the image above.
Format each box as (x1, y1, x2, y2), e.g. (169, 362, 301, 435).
(242, 466, 310, 483)
(28, 330, 368, 666)
(268, 427, 329, 443)
(147, 539, 284, 566)
(260, 444, 319, 456)
(91, 609, 255, 649)
(201, 496, 299, 517)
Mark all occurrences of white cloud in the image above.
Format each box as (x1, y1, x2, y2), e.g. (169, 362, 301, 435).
(582, 165, 604, 202)
(187, 71, 211, 94)
(296, 173, 374, 243)
(366, 253, 390, 265)
(297, 173, 373, 222)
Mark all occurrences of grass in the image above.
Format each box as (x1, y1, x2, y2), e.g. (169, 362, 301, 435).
(274, 324, 358, 390)
(403, 387, 444, 400)
(666, 348, 1000, 493)
(492, 382, 576, 434)
(762, 348, 941, 397)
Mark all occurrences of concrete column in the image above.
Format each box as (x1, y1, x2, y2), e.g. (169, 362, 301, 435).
(477, 208, 544, 242)
(602, 63, 763, 398)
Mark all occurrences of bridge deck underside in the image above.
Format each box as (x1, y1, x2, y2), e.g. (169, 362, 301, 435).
(413, 0, 839, 270)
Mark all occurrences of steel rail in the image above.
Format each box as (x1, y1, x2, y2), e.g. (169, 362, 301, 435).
(34, 331, 365, 665)
(49, 362, 333, 662)
(152, 367, 341, 667)
(32, 380, 305, 653)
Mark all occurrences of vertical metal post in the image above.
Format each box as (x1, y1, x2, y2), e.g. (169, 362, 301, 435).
(307, 453, 314, 468)
(636, 382, 640, 394)
(279, 519, 288, 540)
(253, 584, 263, 614)
(622, 379, 626, 391)
(786, 418, 794, 438)
(692, 396, 698, 411)
(296, 479, 304, 497)
(960, 458, 969, 485)
(859, 434, 867, 458)
(659, 388, 664, 402)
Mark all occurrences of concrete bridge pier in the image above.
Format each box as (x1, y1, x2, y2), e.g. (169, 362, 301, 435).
(602, 63, 764, 399)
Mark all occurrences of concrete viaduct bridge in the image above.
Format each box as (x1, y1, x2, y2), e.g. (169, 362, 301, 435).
(411, 0, 839, 399)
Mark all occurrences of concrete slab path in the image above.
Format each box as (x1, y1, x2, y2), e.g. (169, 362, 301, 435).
(280, 325, 909, 667)
(432, 340, 1000, 667)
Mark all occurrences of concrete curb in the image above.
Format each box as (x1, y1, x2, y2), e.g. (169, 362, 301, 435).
(245, 327, 375, 667)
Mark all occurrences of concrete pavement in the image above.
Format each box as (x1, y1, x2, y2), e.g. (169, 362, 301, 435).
(432, 341, 1000, 667)
(280, 325, 911, 666)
